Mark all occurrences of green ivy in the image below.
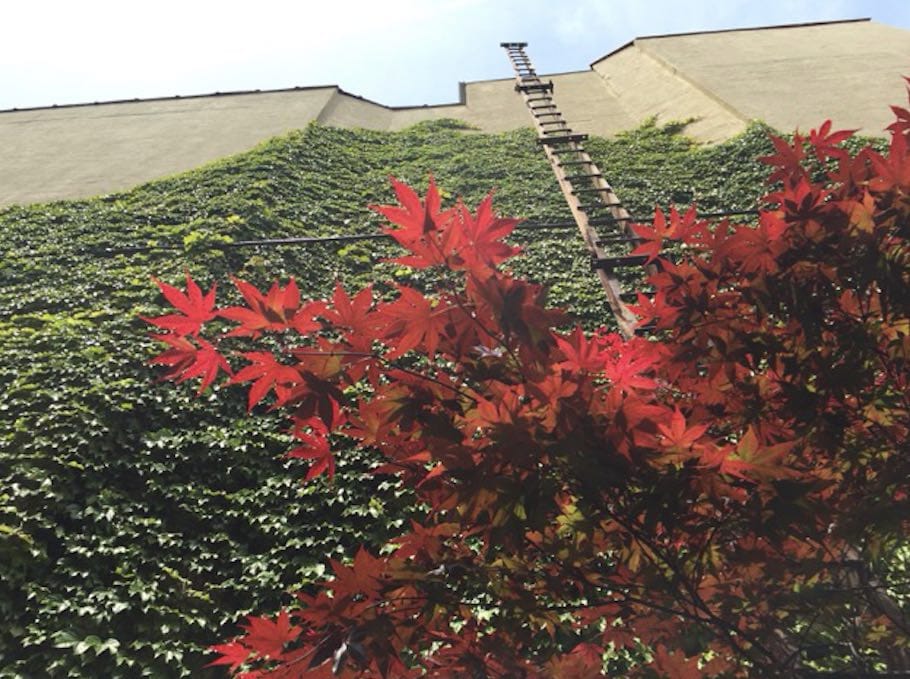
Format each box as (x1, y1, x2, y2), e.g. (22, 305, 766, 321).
(0, 118, 788, 676)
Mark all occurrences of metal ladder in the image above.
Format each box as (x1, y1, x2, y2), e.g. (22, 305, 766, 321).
(501, 42, 647, 338)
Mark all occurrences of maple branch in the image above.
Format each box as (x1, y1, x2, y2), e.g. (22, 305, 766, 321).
(377, 359, 478, 404)
(444, 277, 531, 383)
(592, 489, 777, 666)
(290, 348, 478, 403)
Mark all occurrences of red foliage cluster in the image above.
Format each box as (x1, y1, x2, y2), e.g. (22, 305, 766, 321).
(146, 106, 910, 676)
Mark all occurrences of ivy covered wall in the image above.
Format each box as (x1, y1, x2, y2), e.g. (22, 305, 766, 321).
(0, 119, 782, 676)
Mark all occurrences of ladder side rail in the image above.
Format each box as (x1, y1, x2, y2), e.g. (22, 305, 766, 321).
(500, 43, 640, 337)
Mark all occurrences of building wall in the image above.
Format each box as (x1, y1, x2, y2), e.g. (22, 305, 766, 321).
(0, 88, 337, 206)
(387, 72, 631, 137)
(591, 45, 746, 142)
(633, 20, 910, 136)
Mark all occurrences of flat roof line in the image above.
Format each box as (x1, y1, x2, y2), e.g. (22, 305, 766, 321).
(637, 16, 870, 41)
(1, 69, 595, 116)
(0, 84, 342, 115)
(590, 17, 871, 66)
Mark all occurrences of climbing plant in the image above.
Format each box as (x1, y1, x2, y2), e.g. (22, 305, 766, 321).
(0, 118, 825, 676)
(149, 112, 909, 675)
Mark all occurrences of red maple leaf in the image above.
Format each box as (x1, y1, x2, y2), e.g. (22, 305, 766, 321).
(759, 132, 807, 185)
(869, 132, 910, 194)
(657, 407, 709, 453)
(239, 609, 301, 659)
(347, 398, 396, 448)
(319, 282, 375, 351)
(328, 547, 385, 601)
(650, 645, 702, 679)
(632, 207, 674, 264)
(555, 326, 607, 373)
(231, 352, 303, 411)
(149, 334, 231, 394)
(219, 277, 314, 337)
(603, 349, 657, 394)
(700, 428, 797, 482)
(391, 521, 459, 561)
(887, 106, 910, 140)
(144, 273, 217, 336)
(722, 212, 788, 274)
(454, 193, 521, 276)
(287, 417, 335, 480)
(547, 642, 605, 678)
(207, 641, 252, 672)
(373, 176, 457, 269)
(627, 290, 678, 331)
(807, 119, 855, 163)
(378, 285, 453, 359)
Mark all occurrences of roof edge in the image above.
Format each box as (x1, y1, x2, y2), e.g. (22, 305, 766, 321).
(1, 68, 595, 116)
(590, 17, 871, 66)
(0, 84, 342, 115)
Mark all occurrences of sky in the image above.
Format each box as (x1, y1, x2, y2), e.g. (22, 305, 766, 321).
(2, 0, 909, 111)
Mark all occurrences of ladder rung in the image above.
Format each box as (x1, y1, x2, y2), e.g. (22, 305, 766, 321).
(587, 216, 623, 226)
(542, 126, 572, 132)
(596, 235, 643, 245)
(534, 112, 562, 118)
(591, 255, 649, 271)
(557, 159, 595, 166)
(565, 172, 603, 181)
(500, 42, 528, 48)
(530, 105, 558, 110)
(526, 96, 553, 103)
(578, 202, 623, 211)
(517, 82, 554, 93)
(572, 187, 613, 195)
(538, 134, 588, 145)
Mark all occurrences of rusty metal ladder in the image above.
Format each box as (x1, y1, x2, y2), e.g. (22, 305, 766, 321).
(501, 42, 647, 338)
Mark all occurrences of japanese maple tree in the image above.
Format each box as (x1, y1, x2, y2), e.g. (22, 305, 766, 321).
(145, 103, 910, 676)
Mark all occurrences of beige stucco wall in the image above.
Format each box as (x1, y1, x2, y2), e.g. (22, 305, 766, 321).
(635, 20, 910, 136)
(0, 87, 337, 205)
(0, 72, 630, 206)
(591, 45, 746, 142)
(388, 71, 630, 137)
(318, 91, 392, 130)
